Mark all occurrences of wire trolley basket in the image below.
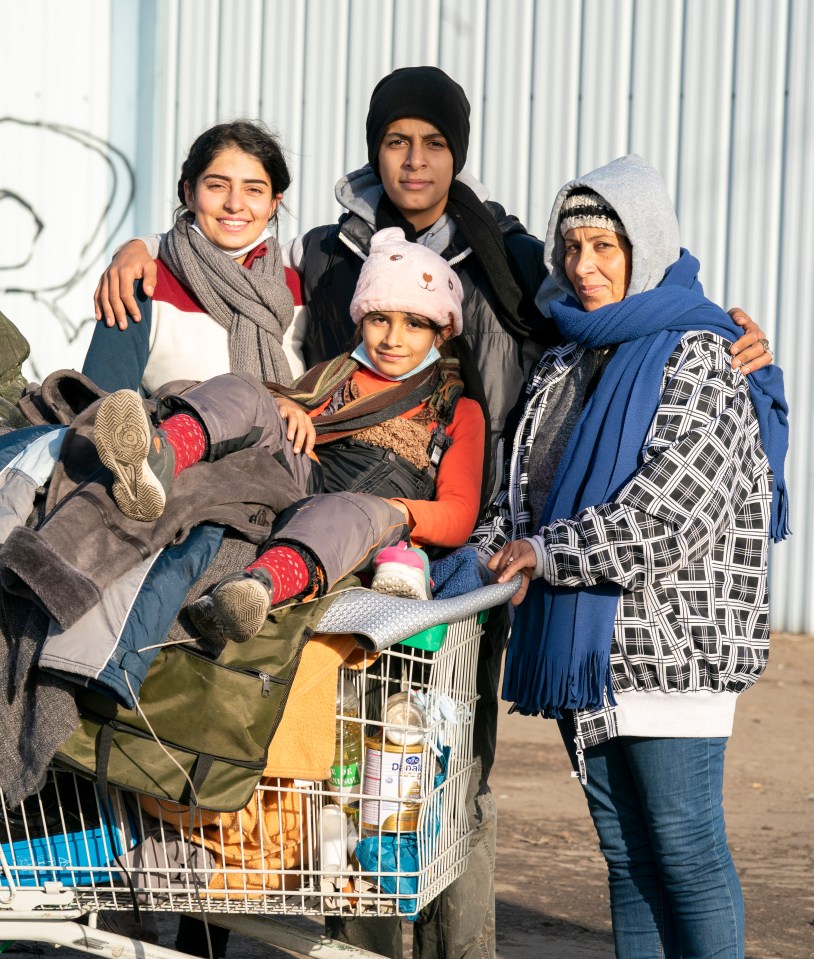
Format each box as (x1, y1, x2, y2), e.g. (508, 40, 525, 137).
(0, 609, 487, 956)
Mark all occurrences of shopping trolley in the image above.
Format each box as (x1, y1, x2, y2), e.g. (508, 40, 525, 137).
(0, 579, 518, 959)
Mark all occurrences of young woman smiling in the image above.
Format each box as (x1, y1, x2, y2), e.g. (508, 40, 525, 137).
(183, 144, 279, 256)
(83, 120, 301, 396)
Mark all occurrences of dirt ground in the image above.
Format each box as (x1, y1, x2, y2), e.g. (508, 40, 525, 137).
(491, 631, 814, 959)
(5, 633, 811, 959)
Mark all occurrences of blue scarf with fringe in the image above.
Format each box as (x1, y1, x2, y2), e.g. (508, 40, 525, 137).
(503, 250, 789, 718)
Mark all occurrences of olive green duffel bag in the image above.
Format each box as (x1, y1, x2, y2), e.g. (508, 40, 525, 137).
(55, 586, 351, 812)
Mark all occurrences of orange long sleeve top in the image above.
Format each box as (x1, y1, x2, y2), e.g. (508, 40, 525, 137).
(309, 367, 485, 548)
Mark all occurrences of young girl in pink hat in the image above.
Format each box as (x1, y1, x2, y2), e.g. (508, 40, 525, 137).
(89, 227, 485, 646)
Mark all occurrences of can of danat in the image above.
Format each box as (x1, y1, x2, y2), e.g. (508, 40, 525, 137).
(360, 737, 424, 832)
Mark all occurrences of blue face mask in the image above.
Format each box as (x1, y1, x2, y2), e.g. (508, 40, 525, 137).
(350, 343, 442, 381)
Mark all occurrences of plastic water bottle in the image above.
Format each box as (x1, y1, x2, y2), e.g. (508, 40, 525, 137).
(319, 803, 348, 882)
(327, 674, 362, 812)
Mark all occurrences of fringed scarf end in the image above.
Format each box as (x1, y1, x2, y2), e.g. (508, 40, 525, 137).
(770, 480, 790, 544)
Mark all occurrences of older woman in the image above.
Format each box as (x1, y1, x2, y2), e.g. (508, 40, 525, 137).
(473, 154, 788, 959)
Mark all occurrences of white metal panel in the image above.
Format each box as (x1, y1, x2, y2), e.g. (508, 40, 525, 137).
(675, 0, 736, 303)
(480, 0, 535, 220)
(725, 0, 788, 317)
(137, 0, 183, 233)
(576, 0, 634, 174)
(173, 0, 221, 170)
(344, 2, 397, 177)
(0, 0, 124, 378)
(528, 0, 583, 235)
(628, 0, 683, 199)
(768, 0, 814, 633)
(216, 0, 265, 120)
(391, 0, 443, 68)
(296, 0, 352, 236)
(4, 0, 813, 630)
(258, 0, 308, 242)
(439, 0, 488, 183)
(107, 0, 141, 249)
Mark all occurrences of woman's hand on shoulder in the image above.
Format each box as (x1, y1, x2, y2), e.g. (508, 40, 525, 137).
(94, 240, 157, 330)
(488, 539, 537, 605)
(728, 308, 773, 374)
(274, 396, 316, 455)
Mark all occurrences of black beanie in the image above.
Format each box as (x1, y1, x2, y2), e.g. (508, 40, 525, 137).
(366, 66, 471, 177)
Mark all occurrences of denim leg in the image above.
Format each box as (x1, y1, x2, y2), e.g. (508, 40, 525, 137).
(573, 732, 675, 958)
(624, 737, 744, 959)
(559, 720, 743, 959)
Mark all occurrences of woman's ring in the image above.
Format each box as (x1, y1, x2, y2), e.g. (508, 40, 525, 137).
(506, 555, 515, 563)
(758, 337, 770, 352)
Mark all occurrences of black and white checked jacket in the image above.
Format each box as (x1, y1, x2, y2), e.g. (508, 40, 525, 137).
(471, 332, 772, 746)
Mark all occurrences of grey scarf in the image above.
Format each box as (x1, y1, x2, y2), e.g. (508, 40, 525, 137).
(159, 218, 294, 384)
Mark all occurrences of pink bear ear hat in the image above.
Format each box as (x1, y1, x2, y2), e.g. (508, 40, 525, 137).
(350, 227, 465, 336)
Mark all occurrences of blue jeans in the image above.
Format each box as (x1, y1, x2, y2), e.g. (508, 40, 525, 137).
(559, 718, 744, 959)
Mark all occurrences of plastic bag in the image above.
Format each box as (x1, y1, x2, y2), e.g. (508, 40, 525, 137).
(355, 747, 449, 919)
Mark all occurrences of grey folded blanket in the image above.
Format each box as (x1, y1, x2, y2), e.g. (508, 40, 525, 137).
(0, 590, 78, 808)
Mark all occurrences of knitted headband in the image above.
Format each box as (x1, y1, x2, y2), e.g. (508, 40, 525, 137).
(559, 187, 627, 237)
(366, 66, 471, 177)
(350, 227, 464, 335)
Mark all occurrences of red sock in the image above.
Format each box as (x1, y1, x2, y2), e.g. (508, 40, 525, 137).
(160, 413, 207, 476)
(246, 546, 310, 604)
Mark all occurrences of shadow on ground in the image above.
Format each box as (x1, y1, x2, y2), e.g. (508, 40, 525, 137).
(496, 897, 613, 958)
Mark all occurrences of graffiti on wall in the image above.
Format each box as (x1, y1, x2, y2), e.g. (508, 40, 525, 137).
(0, 118, 135, 378)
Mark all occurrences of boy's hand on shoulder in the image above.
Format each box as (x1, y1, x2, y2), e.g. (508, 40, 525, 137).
(728, 308, 773, 374)
(94, 240, 156, 329)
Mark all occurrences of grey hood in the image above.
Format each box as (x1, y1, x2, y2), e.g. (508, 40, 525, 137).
(334, 163, 490, 257)
(543, 154, 680, 300)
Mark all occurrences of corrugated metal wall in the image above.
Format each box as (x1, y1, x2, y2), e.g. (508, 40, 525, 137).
(3, 0, 812, 631)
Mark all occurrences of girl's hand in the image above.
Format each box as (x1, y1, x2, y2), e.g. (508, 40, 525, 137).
(728, 308, 773, 374)
(275, 397, 315, 455)
(488, 539, 537, 605)
(386, 499, 414, 528)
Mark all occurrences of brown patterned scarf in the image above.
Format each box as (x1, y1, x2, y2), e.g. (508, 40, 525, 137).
(269, 353, 464, 445)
